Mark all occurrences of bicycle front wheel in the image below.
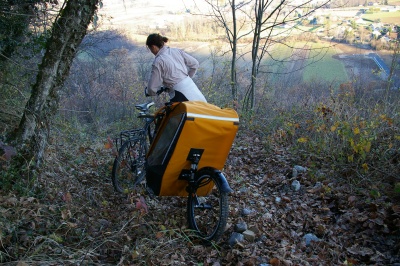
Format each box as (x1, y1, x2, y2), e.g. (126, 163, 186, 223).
(187, 168, 229, 242)
(111, 138, 146, 194)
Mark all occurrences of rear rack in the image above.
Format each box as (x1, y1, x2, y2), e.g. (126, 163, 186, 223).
(114, 128, 145, 151)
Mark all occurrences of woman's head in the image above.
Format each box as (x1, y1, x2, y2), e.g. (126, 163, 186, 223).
(146, 33, 168, 48)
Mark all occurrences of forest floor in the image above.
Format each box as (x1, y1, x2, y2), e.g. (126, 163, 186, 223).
(1, 129, 399, 265)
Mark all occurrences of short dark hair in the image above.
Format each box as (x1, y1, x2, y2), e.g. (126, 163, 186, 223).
(146, 33, 169, 48)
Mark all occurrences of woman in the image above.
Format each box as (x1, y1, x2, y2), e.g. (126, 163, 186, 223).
(145, 33, 207, 102)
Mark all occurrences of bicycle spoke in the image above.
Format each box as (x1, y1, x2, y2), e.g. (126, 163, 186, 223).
(112, 138, 146, 194)
(187, 169, 229, 242)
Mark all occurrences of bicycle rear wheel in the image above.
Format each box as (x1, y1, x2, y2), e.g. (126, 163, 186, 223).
(187, 168, 229, 242)
(112, 138, 146, 194)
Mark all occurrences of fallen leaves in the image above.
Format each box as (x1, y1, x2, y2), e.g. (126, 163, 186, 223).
(104, 136, 114, 149)
(269, 257, 281, 266)
(347, 245, 374, 256)
(135, 196, 148, 214)
(62, 192, 72, 203)
(0, 130, 399, 265)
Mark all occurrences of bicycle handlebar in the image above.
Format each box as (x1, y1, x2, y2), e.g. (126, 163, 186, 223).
(145, 86, 170, 97)
(157, 86, 169, 95)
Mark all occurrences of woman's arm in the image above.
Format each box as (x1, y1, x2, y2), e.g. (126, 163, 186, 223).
(147, 64, 163, 96)
(182, 51, 199, 78)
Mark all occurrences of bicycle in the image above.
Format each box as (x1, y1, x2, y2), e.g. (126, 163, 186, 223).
(111, 101, 159, 193)
(112, 88, 167, 193)
(111, 90, 239, 242)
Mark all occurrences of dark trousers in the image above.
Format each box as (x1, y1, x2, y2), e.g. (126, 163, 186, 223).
(170, 91, 188, 102)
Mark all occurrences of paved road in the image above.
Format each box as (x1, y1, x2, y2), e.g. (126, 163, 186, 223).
(369, 52, 400, 88)
(368, 53, 390, 79)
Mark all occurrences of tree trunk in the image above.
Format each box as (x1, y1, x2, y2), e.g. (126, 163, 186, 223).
(13, 0, 99, 167)
(230, 0, 238, 103)
(245, 0, 263, 111)
(251, 0, 263, 111)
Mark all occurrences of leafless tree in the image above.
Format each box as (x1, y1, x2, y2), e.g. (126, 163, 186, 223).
(204, 0, 253, 105)
(244, 0, 331, 111)
(203, 0, 332, 110)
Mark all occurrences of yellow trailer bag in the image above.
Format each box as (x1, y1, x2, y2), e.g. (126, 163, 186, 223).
(145, 101, 239, 196)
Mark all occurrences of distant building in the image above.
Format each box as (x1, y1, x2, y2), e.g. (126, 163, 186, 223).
(372, 30, 381, 38)
(382, 6, 400, 12)
(355, 18, 366, 24)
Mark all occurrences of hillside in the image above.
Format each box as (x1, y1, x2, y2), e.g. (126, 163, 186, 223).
(1, 128, 399, 265)
(1, 0, 399, 264)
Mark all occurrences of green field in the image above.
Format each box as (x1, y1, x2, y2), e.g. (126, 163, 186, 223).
(362, 11, 400, 24)
(266, 42, 349, 85)
(266, 43, 295, 73)
(303, 43, 348, 84)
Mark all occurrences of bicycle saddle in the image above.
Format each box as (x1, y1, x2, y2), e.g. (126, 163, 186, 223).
(135, 102, 154, 112)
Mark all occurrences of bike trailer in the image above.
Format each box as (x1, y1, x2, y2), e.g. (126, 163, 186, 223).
(145, 101, 239, 196)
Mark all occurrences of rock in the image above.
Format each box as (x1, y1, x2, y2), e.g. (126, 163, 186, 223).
(228, 232, 244, 247)
(243, 230, 256, 242)
(234, 221, 248, 233)
(241, 208, 252, 216)
(293, 165, 307, 177)
(262, 212, 273, 220)
(294, 165, 307, 172)
(291, 180, 301, 191)
(303, 233, 320, 246)
(238, 187, 248, 193)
